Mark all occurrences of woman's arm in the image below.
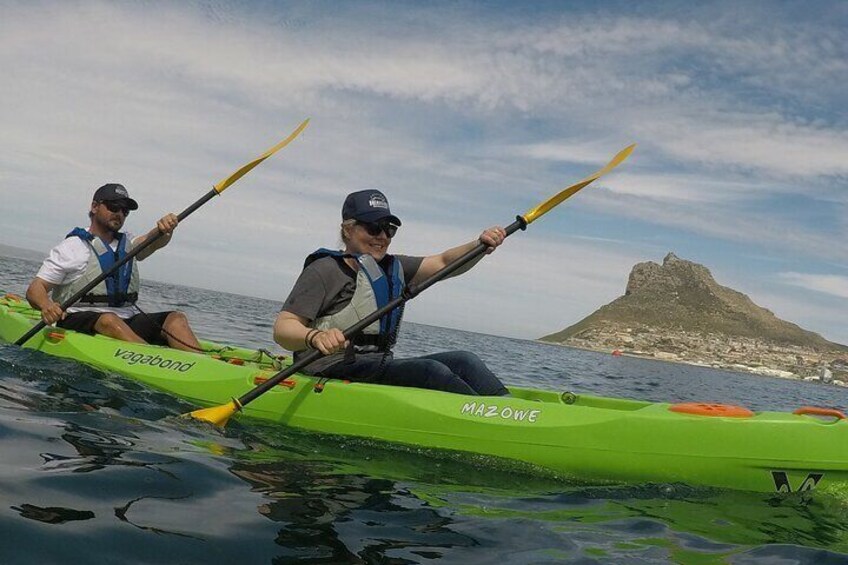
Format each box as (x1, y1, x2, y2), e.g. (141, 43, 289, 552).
(274, 310, 348, 355)
(411, 226, 506, 284)
(273, 311, 315, 351)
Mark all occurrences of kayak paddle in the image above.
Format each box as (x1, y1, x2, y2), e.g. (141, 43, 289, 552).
(15, 119, 310, 347)
(188, 143, 635, 427)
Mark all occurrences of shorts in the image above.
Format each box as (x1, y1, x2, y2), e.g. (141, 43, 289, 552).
(58, 311, 173, 346)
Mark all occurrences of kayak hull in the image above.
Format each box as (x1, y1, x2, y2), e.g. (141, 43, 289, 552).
(2, 295, 847, 494)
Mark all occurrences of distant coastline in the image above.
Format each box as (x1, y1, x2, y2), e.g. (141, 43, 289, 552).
(0, 244, 43, 262)
(541, 328, 848, 387)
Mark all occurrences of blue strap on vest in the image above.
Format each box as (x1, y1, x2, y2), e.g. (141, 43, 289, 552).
(304, 247, 348, 268)
(305, 248, 404, 338)
(66, 228, 135, 306)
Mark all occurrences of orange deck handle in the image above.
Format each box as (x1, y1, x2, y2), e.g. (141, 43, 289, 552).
(3, 293, 24, 301)
(793, 406, 846, 420)
(252, 375, 296, 389)
(669, 402, 754, 418)
(46, 331, 66, 340)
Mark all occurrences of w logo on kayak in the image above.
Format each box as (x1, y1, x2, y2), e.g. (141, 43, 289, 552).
(771, 471, 823, 493)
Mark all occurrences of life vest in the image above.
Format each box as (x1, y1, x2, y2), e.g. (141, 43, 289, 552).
(51, 228, 140, 307)
(307, 248, 404, 353)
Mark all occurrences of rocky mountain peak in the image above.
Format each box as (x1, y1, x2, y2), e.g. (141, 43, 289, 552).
(625, 252, 714, 297)
(544, 252, 845, 352)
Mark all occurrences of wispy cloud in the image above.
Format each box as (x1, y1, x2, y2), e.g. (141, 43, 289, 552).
(779, 272, 848, 300)
(633, 113, 848, 179)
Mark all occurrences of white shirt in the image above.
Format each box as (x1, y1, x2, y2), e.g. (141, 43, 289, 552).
(36, 231, 138, 318)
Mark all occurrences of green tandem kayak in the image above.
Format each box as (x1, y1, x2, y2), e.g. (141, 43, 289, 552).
(2, 293, 847, 495)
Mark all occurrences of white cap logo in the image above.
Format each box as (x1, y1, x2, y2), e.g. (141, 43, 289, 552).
(369, 193, 389, 210)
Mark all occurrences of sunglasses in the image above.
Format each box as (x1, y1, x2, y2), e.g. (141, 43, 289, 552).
(357, 220, 399, 238)
(100, 201, 131, 215)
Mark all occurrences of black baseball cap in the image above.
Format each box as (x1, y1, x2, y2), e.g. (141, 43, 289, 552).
(92, 183, 139, 210)
(342, 189, 401, 225)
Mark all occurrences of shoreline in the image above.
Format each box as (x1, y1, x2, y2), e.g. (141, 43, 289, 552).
(540, 339, 848, 387)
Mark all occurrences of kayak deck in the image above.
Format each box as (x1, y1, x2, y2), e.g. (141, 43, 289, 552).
(2, 293, 847, 494)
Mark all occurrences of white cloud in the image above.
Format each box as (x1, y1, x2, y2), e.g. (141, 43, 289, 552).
(509, 141, 630, 166)
(779, 272, 848, 300)
(577, 188, 848, 264)
(632, 112, 848, 179)
(576, 172, 772, 204)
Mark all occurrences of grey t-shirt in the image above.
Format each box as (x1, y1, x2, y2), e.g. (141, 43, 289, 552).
(282, 253, 424, 373)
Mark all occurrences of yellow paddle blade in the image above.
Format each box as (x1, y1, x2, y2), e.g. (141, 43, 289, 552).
(184, 399, 242, 427)
(521, 143, 635, 225)
(213, 118, 310, 194)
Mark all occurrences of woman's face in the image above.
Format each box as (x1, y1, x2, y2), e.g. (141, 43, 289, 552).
(344, 220, 397, 261)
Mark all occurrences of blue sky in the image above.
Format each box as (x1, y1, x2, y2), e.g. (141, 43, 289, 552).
(1, 1, 846, 344)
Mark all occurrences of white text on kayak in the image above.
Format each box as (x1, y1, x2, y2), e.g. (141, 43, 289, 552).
(460, 402, 540, 423)
(113, 348, 196, 372)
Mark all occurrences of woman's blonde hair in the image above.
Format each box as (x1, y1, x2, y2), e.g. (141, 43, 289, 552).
(339, 219, 357, 247)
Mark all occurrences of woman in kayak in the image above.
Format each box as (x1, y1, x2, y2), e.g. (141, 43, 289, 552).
(274, 189, 509, 396)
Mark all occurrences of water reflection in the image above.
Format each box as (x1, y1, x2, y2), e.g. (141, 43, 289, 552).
(114, 494, 204, 540)
(231, 458, 478, 562)
(218, 425, 848, 563)
(12, 503, 95, 524)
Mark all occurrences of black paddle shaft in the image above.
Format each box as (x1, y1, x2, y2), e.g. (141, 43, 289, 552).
(237, 216, 527, 407)
(15, 188, 220, 346)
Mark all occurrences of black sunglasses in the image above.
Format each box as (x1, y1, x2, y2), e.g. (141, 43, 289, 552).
(100, 201, 131, 215)
(357, 220, 399, 238)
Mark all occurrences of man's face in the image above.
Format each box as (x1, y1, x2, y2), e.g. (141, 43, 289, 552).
(91, 200, 131, 233)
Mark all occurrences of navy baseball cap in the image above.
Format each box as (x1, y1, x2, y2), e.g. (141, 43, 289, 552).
(342, 189, 401, 225)
(92, 183, 139, 210)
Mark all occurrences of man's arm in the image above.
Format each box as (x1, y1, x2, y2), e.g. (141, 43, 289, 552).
(25, 277, 64, 325)
(411, 226, 506, 284)
(134, 213, 178, 261)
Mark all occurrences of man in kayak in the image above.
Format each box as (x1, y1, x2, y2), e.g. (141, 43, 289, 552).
(274, 189, 509, 396)
(25, 183, 202, 351)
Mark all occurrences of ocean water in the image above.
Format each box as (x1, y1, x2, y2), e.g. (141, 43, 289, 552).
(2, 254, 848, 564)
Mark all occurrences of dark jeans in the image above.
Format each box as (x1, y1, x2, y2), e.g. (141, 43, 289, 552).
(317, 350, 509, 396)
